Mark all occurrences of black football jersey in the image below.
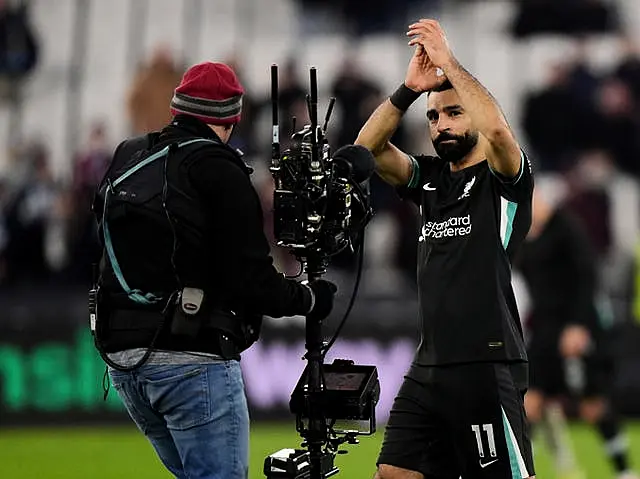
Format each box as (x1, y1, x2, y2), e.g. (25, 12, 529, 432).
(400, 152, 534, 365)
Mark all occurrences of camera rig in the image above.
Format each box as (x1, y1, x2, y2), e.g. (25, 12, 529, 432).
(263, 65, 379, 479)
(268, 65, 373, 276)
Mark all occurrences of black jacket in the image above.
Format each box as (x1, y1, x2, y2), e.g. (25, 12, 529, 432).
(96, 114, 311, 320)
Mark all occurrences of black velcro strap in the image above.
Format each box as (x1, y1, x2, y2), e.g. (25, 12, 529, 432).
(109, 308, 243, 336)
(109, 309, 164, 330)
(104, 307, 247, 359)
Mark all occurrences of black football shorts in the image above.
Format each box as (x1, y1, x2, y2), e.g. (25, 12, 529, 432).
(377, 362, 534, 478)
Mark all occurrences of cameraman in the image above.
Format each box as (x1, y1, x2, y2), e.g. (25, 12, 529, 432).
(92, 62, 336, 479)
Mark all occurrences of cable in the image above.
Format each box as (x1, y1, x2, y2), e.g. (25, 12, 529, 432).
(320, 230, 365, 359)
(163, 144, 183, 290)
(94, 295, 172, 373)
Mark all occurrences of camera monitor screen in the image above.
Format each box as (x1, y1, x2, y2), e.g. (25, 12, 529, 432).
(323, 372, 367, 392)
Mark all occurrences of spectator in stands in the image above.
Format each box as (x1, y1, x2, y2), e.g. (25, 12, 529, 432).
(614, 37, 640, 104)
(4, 142, 58, 285)
(127, 45, 183, 134)
(594, 76, 640, 178)
(563, 150, 614, 260)
(223, 53, 261, 158)
(523, 61, 599, 170)
(0, 0, 38, 99)
(66, 121, 112, 283)
(340, 0, 439, 36)
(331, 53, 410, 217)
(73, 122, 111, 195)
(563, 149, 640, 264)
(567, 41, 601, 102)
(330, 53, 383, 150)
(277, 58, 308, 150)
(512, 0, 618, 38)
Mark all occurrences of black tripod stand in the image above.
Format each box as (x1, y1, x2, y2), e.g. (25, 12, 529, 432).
(263, 254, 338, 479)
(300, 255, 338, 479)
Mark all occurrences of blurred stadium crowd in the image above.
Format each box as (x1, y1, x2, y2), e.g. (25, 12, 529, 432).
(0, 1, 636, 320)
(1, 0, 640, 329)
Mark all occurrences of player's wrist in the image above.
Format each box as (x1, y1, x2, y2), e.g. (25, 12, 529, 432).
(390, 83, 422, 111)
(437, 56, 458, 75)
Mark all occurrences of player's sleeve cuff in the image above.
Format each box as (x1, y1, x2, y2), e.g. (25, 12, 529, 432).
(407, 155, 421, 189)
(489, 150, 525, 185)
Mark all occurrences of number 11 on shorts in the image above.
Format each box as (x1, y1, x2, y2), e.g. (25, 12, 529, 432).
(471, 424, 497, 458)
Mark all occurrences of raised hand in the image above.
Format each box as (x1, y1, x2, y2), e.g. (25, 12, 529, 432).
(404, 43, 447, 93)
(407, 19, 455, 70)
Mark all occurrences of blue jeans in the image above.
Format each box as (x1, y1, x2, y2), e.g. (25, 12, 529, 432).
(109, 361, 249, 479)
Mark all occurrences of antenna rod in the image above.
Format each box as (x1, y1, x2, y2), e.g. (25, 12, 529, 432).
(271, 64, 280, 167)
(309, 67, 318, 147)
(322, 97, 336, 133)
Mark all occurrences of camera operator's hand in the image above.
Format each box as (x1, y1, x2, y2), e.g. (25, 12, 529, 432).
(306, 280, 338, 321)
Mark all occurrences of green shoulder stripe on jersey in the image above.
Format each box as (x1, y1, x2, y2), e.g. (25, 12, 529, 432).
(407, 155, 420, 189)
(500, 198, 518, 250)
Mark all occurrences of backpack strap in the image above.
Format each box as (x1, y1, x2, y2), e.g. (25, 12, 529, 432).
(102, 138, 219, 305)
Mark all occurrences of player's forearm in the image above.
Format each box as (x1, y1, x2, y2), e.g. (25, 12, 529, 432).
(355, 100, 413, 186)
(440, 58, 513, 143)
(355, 99, 404, 156)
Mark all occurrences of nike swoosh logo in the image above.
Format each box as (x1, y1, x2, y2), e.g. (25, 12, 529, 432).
(479, 459, 498, 468)
(423, 183, 436, 191)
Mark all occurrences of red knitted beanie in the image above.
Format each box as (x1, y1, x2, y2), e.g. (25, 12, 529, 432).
(170, 62, 244, 126)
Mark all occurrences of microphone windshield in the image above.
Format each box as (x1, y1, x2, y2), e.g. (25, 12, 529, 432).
(332, 145, 376, 184)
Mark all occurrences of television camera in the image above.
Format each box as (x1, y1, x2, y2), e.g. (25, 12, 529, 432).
(263, 64, 380, 479)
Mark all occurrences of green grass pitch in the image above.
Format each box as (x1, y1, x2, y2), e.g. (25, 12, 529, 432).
(1, 421, 639, 478)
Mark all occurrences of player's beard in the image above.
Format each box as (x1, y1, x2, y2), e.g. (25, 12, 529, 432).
(433, 131, 479, 165)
